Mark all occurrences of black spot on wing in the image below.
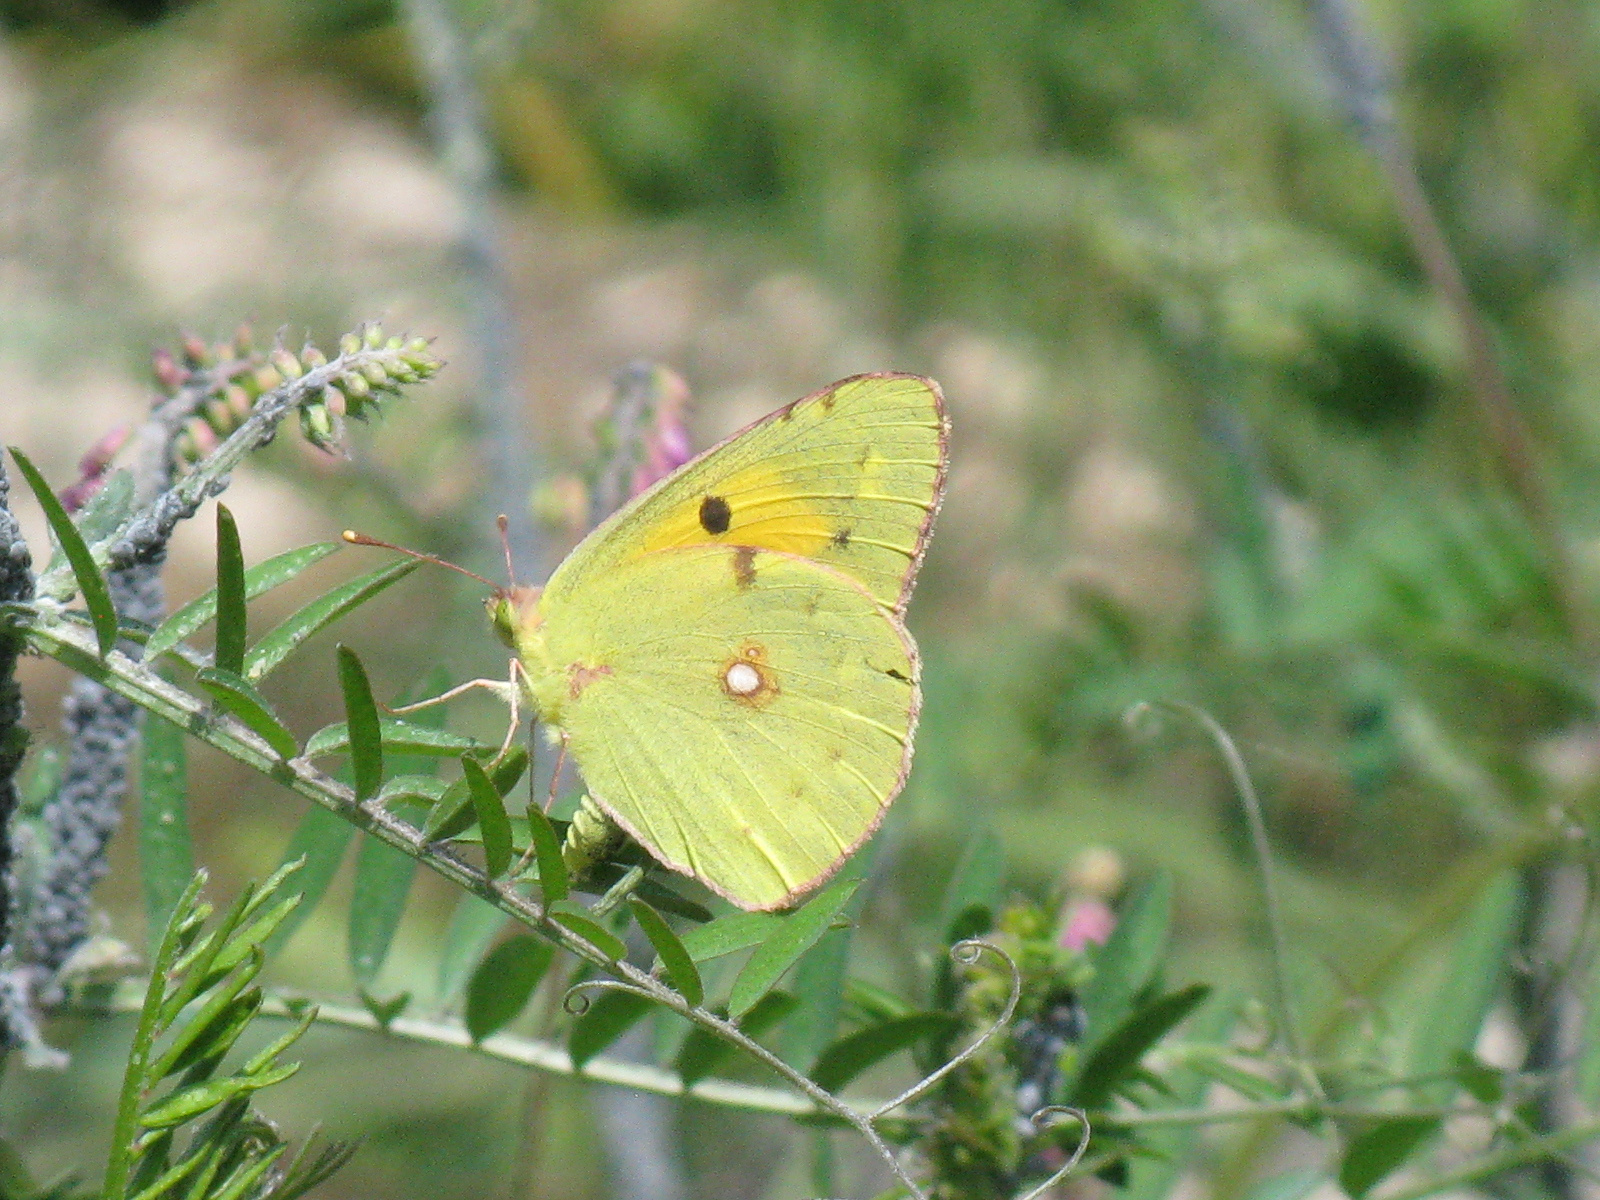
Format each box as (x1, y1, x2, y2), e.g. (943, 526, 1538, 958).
(886, 668, 910, 683)
(699, 494, 732, 535)
(831, 527, 852, 548)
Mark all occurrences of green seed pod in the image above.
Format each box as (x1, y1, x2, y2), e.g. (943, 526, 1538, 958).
(363, 325, 384, 349)
(340, 371, 371, 399)
(301, 344, 328, 370)
(339, 332, 362, 356)
(252, 365, 282, 394)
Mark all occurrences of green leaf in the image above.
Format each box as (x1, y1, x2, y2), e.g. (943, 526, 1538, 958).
(242, 559, 418, 682)
(436, 894, 508, 1005)
(145, 541, 339, 663)
(358, 989, 411, 1029)
(137, 1064, 298, 1129)
(10, 447, 118, 655)
(422, 746, 528, 840)
(569, 990, 655, 1070)
(335, 646, 382, 802)
(1409, 871, 1523, 1104)
(782, 838, 879, 1070)
(194, 667, 297, 759)
(139, 713, 193, 956)
(809, 1013, 961, 1093)
(1070, 983, 1212, 1110)
(1243, 1169, 1329, 1200)
(67, 467, 133, 552)
(212, 505, 247, 675)
(1339, 1118, 1439, 1198)
(675, 992, 799, 1086)
(348, 822, 419, 991)
(629, 899, 702, 1006)
(304, 719, 491, 759)
(263, 807, 355, 958)
(729, 879, 859, 1020)
(1081, 869, 1172, 1050)
(548, 909, 628, 962)
(679, 911, 783, 963)
(523, 802, 568, 902)
(377, 774, 449, 808)
(938, 825, 1006, 939)
(462, 756, 512, 878)
(464, 934, 554, 1042)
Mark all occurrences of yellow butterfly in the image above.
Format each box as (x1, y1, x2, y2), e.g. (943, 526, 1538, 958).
(374, 373, 947, 911)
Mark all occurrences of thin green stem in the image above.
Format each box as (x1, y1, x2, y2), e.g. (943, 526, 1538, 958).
(1135, 701, 1320, 1099)
(100, 872, 206, 1200)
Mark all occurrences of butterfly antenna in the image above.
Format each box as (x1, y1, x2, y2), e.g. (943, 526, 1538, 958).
(341, 530, 499, 588)
(496, 513, 517, 585)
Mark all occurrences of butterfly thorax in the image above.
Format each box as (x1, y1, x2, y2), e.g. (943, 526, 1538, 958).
(486, 584, 575, 724)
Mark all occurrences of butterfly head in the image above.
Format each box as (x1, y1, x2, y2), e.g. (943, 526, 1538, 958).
(486, 585, 544, 649)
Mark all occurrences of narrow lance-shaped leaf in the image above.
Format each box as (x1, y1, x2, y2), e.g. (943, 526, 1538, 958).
(1339, 1119, 1440, 1199)
(523, 801, 568, 903)
(242, 559, 418, 682)
(675, 992, 799, 1087)
(349, 822, 419, 993)
(729, 879, 859, 1020)
(262, 807, 355, 959)
(1069, 983, 1213, 1110)
(145, 541, 339, 662)
(140, 713, 194, 956)
(194, 667, 298, 760)
(783, 836, 879, 1070)
(464, 935, 554, 1043)
(304, 718, 491, 760)
(213, 504, 247, 676)
(1080, 869, 1172, 1050)
(335, 645, 383, 803)
(809, 1013, 962, 1093)
(1409, 870, 1523, 1104)
(462, 756, 512, 879)
(570, 990, 655, 1071)
(424, 747, 528, 841)
(9, 447, 118, 655)
(436, 894, 508, 1005)
(548, 909, 627, 962)
(629, 898, 702, 1007)
(678, 911, 782, 963)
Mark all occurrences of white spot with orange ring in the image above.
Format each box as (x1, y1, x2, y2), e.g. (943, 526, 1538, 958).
(725, 662, 762, 696)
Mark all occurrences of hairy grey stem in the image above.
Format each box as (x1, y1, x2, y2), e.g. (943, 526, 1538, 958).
(399, 0, 541, 579)
(0, 458, 36, 961)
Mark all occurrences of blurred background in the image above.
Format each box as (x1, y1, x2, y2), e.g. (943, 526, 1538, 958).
(4, 0, 1600, 1196)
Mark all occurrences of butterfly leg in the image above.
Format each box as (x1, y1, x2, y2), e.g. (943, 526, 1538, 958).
(511, 729, 569, 880)
(384, 669, 526, 763)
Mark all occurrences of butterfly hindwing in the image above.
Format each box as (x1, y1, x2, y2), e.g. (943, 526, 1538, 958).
(544, 373, 947, 616)
(535, 545, 918, 911)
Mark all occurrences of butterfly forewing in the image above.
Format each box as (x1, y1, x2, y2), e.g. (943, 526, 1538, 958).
(536, 545, 919, 911)
(544, 373, 947, 615)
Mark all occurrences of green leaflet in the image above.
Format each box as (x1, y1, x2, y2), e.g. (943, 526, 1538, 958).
(10, 447, 118, 655)
(728, 879, 858, 1020)
(145, 541, 340, 663)
(465, 935, 554, 1043)
(242, 559, 418, 682)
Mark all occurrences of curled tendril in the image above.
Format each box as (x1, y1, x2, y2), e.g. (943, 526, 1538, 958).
(867, 938, 1022, 1121)
(1120, 697, 1321, 1100)
(1013, 1106, 1090, 1200)
(562, 977, 656, 1017)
